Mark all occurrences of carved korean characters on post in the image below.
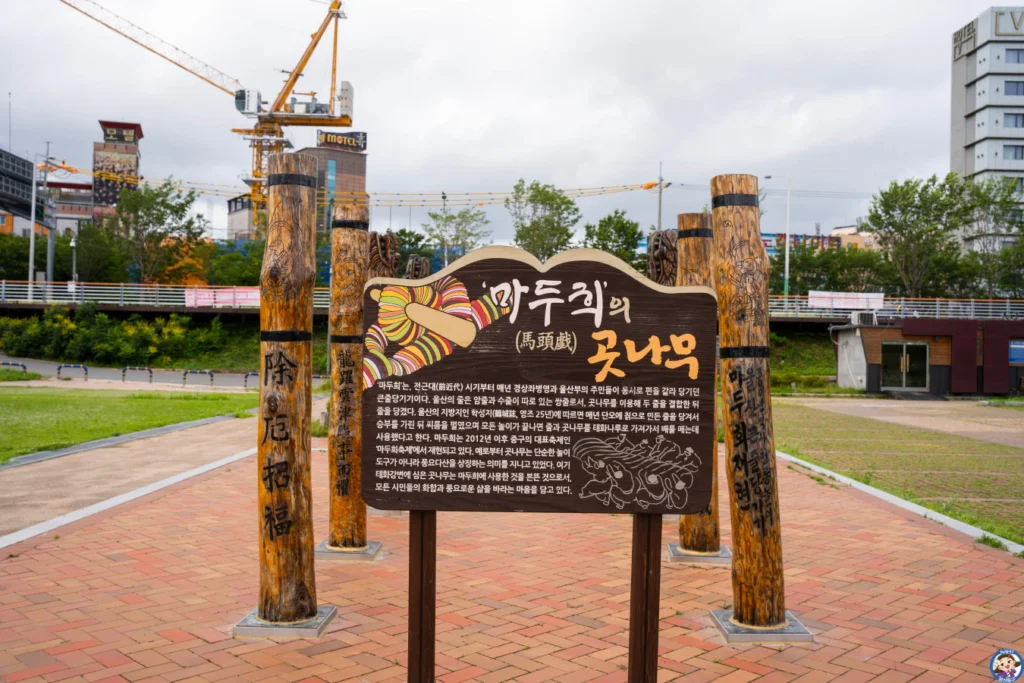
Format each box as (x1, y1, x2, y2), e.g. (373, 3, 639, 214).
(262, 348, 298, 539)
(361, 247, 718, 515)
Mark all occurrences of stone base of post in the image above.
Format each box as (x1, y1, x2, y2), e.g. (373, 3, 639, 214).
(710, 609, 812, 644)
(232, 605, 337, 638)
(666, 543, 732, 565)
(314, 540, 383, 562)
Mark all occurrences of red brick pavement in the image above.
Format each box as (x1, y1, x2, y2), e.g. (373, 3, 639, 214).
(1, 447, 1022, 682)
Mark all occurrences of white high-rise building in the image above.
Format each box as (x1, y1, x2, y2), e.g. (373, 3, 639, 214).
(951, 7, 1024, 251)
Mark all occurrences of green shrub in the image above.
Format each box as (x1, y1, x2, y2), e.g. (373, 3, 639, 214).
(0, 304, 230, 367)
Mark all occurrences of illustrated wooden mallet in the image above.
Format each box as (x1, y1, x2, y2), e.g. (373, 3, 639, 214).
(369, 288, 478, 348)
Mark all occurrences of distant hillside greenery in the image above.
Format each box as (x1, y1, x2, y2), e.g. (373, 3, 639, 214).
(0, 304, 327, 373)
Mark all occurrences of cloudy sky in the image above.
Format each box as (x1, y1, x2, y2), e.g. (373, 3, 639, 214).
(0, 0, 1002, 241)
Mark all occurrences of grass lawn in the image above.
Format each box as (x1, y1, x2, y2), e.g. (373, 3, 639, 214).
(0, 368, 42, 381)
(0, 388, 258, 464)
(983, 399, 1024, 411)
(773, 401, 1024, 547)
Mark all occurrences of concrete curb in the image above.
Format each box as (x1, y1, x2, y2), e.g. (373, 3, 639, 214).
(0, 448, 257, 550)
(0, 413, 248, 471)
(776, 450, 1024, 555)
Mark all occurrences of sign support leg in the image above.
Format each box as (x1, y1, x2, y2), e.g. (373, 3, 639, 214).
(627, 512, 662, 683)
(408, 510, 436, 683)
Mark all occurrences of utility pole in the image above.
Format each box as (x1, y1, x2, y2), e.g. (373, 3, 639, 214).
(43, 142, 55, 284)
(657, 162, 663, 232)
(656, 162, 673, 232)
(27, 153, 38, 300)
(765, 175, 793, 298)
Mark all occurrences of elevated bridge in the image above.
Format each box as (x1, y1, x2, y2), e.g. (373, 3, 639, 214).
(1, 280, 1022, 323)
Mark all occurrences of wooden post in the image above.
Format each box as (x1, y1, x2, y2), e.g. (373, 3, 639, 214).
(257, 153, 318, 623)
(404, 255, 432, 279)
(676, 213, 720, 553)
(646, 229, 678, 287)
(408, 510, 436, 683)
(709, 174, 786, 628)
(327, 202, 370, 549)
(627, 513, 662, 682)
(369, 231, 400, 279)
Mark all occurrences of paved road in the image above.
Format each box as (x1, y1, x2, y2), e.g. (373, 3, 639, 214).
(0, 397, 328, 537)
(779, 397, 1024, 449)
(2, 354, 252, 387)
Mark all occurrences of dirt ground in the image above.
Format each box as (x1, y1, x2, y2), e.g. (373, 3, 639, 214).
(779, 397, 1024, 449)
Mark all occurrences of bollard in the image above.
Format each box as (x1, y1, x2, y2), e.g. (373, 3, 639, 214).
(1, 360, 27, 377)
(182, 369, 215, 387)
(243, 371, 259, 389)
(121, 366, 153, 383)
(56, 363, 88, 381)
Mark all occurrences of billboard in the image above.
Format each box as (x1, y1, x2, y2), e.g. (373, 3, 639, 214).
(317, 130, 367, 153)
(92, 150, 139, 207)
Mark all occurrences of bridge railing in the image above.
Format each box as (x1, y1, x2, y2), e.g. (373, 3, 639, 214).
(1, 280, 1023, 321)
(0, 281, 332, 310)
(767, 296, 1024, 320)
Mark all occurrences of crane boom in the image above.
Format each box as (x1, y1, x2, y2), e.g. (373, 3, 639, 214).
(271, 1, 342, 112)
(58, 0, 243, 96)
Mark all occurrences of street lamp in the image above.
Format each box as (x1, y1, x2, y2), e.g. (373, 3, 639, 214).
(70, 236, 77, 284)
(764, 175, 792, 298)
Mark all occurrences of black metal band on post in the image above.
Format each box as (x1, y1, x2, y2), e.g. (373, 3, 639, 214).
(719, 345, 770, 359)
(678, 228, 714, 239)
(331, 220, 369, 231)
(261, 330, 313, 342)
(711, 193, 759, 209)
(267, 173, 318, 189)
(330, 334, 363, 344)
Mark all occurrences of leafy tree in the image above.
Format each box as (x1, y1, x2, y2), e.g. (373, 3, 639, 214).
(204, 241, 265, 286)
(394, 228, 435, 274)
(0, 233, 48, 280)
(768, 244, 893, 295)
(107, 181, 210, 284)
(962, 177, 1024, 298)
(865, 173, 969, 298)
(506, 179, 581, 261)
(422, 208, 491, 267)
(580, 209, 644, 271)
(998, 239, 1024, 298)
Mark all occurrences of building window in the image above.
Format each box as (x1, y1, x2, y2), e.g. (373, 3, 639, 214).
(1005, 144, 1024, 159)
(1007, 81, 1024, 96)
(1005, 176, 1024, 192)
(1009, 49, 1024, 63)
(1007, 113, 1024, 128)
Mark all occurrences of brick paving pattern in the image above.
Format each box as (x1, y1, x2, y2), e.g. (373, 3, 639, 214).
(1, 447, 1022, 682)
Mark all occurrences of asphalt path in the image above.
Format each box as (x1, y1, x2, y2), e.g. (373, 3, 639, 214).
(1, 354, 252, 387)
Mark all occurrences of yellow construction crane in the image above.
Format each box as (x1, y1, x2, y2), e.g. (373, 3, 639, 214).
(59, 0, 353, 212)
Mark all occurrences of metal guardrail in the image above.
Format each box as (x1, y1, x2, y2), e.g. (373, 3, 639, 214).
(182, 369, 215, 387)
(121, 366, 153, 383)
(242, 371, 259, 389)
(56, 363, 88, 380)
(0, 360, 27, 377)
(1, 280, 1023, 322)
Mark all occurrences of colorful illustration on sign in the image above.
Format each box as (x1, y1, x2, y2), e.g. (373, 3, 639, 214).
(362, 275, 510, 388)
(991, 649, 1023, 682)
(572, 434, 700, 510)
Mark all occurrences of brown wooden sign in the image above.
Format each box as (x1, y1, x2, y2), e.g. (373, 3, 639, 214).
(361, 247, 717, 515)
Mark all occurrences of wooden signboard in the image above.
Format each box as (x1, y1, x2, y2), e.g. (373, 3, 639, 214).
(361, 246, 717, 514)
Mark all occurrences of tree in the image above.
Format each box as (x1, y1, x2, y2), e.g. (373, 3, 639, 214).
(204, 240, 265, 286)
(108, 181, 210, 284)
(998, 239, 1024, 298)
(422, 207, 491, 267)
(580, 209, 644, 271)
(506, 179, 581, 261)
(394, 228, 435, 274)
(865, 173, 969, 298)
(962, 177, 1024, 298)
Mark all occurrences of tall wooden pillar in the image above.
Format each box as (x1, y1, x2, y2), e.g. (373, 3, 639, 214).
(709, 175, 786, 628)
(369, 231, 400, 278)
(327, 202, 371, 549)
(256, 153, 319, 623)
(676, 212, 721, 554)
